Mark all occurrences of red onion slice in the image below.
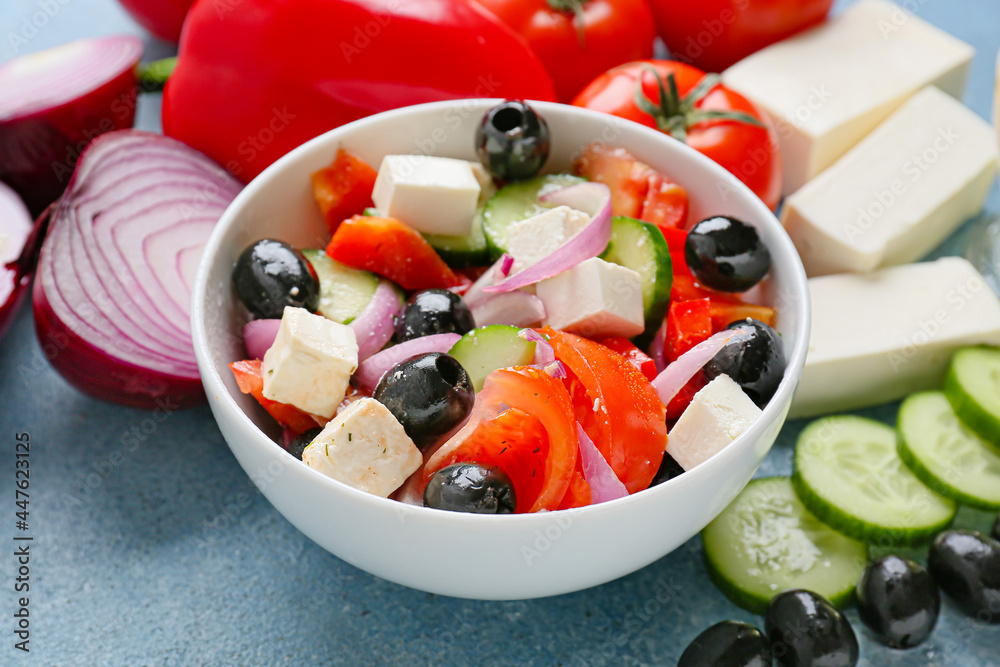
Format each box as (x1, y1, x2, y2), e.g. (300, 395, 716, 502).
(471, 291, 545, 328)
(33, 130, 241, 408)
(651, 328, 750, 407)
(577, 423, 628, 504)
(350, 280, 402, 361)
(243, 319, 281, 360)
(354, 333, 462, 392)
(483, 183, 612, 293)
(649, 320, 668, 374)
(0, 183, 34, 340)
(0, 35, 143, 216)
(517, 328, 566, 378)
(463, 253, 514, 308)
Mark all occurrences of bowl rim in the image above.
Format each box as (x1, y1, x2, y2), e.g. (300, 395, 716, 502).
(191, 98, 810, 527)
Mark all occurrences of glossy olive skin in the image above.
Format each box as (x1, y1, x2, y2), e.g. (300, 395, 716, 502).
(856, 556, 940, 648)
(928, 530, 1000, 623)
(395, 289, 475, 342)
(373, 353, 474, 448)
(650, 452, 685, 487)
(287, 427, 322, 461)
(232, 239, 319, 318)
(678, 621, 771, 667)
(765, 590, 859, 667)
(704, 319, 786, 408)
(685, 215, 772, 292)
(475, 100, 550, 182)
(423, 462, 517, 514)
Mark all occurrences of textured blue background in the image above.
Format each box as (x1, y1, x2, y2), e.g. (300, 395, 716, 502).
(1, 0, 998, 664)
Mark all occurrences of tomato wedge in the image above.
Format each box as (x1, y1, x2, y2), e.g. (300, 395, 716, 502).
(310, 149, 377, 234)
(671, 274, 776, 331)
(424, 366, 578, 512)
(544, 329, 667, 494)
(558, 461, 593, 510)
(229, 360, 323, 435)
(326, 215, 469, 291)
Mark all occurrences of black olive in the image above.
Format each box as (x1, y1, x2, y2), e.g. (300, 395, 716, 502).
(678, 621, 771, 667)
(928, 530, 1000, 623)
(765, 589, 859, 667)
(685, 216, 771, 292)
(856, 555, 939, 648)
(704, 319, 785, 408)
(475, 100, 550, 182)
(287, 427, 322, 461)
(395, 289, 475, 342)
(373, 353, 474, 448)
(423, 462, 517, 514)
(650, 452, 685, 486)
(232, 239, 319, 318)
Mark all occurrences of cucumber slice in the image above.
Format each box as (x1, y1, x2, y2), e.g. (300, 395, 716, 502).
(423, 208, 489, 267)
(301, 249, 378, 324)
(898, 392, 1000, 511)
(362, 207, 379, 216)
(793, 416, 957, 545)
(945, 346, 1000, 445)
(600, 216, 672, 346)
(447, 325, 537, 392)
(702, 477, 866, 615)
(481, 174, 585, 260)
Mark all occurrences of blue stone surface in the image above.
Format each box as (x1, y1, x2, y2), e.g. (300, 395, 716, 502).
(1, 0, 998, 664)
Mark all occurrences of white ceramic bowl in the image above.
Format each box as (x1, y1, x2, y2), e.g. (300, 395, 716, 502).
(192, 100, 810, 600)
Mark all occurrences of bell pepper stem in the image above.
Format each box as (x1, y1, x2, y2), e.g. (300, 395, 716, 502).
(137, 56, 177, 93)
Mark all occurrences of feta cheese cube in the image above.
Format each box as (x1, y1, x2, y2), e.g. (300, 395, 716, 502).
(666, 374, 762, 471)
(782, 87, 999, 276)
(371, 155, 481, 236)
(536, 257, 644, 338)
(791, 258, 1000, 418)
(302, 398, 422, 497)
(723, 0, 974, 195)
(261, 307, 359, 418)
(506, 206, 591, 273)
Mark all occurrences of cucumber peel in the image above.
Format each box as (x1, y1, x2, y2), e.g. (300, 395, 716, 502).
(448, 325, 536, 392)
(944, 346, 1000, 446)
(301, 249, 378, 324)
(481, 174, 584, 260)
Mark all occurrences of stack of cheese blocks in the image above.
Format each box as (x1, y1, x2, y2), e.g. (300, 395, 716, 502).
(722, 0, 1000, 417)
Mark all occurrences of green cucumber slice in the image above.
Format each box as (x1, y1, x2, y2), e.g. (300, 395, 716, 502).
(422, 208, 489, 267)
(301, 249, 378, 324)
(702, 477, 866, 615)
(793, 416, 957, 545)
(898, 392, 1000, 511)
(600, 216, 672, 347)
(481, 174, 585, 260)
(945, 346, 1000, 445)
(447, 325, 537, 392)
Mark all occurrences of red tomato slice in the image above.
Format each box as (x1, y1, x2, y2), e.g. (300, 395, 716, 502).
(424, 366, 578, 512)
(598, 336, 658, 382)
(229, 360, 323, 435)
(544, 329, 667, 494)
(640, 172, 689, 230)
(671, 274, 776, 331)
(558, 460, 592, 510)
(326, 215, 469, 291)
(666, 298, 712, 362)
(310, 149, 377, 234)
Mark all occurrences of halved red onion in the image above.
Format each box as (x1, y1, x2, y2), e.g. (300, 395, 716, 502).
(472, 291, 545, 328)
(463, 253, 514, 308)
(243, 319, 281, 360)
(350, 280, 402, 361)
(651, 328, 750, 407)
(0, 36, 143, 216)
(483, 182, 612, 293)
(353, 333, 462, 392)
(0, 183, 34, 340)
(33, 129, 242, 408)
(577, 423, 628, 504)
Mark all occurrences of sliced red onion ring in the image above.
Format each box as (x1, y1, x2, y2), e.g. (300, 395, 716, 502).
(649, 320, 668, 374)
(651, 328, 750, 407)
(463, 253, 514, 308)
(349, 280, 401, 360)
(483, 182, 612, 293)
(472, 291, 545, 328)
(354, 333, 461, 392)
(243, 319, 281, 360)
(33, 130, 241, 408)
(0, 35, 144, 216)
(0, 183, 34, 340)
(577, 423, 628, 504)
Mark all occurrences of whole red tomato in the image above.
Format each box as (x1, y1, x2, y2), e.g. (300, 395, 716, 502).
(117, 0, 194, 42)
(572, 60, 781, 210)
(648, 0, 833, 73)
(474, 0, 656, 102)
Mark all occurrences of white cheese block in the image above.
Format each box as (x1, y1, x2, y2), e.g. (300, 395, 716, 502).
(666, 375, 762, 471)
(536, 257, 644, 338)
(261, 307, 359, 419)
(782, 87, 998, 276)
(505, 205, 591, 273)
(371, 155, 481, 236)
(995, 47, 1000, 155)
(723, 0, 974, 195)
(791, 258, 1000, 418)
(302, 398, 422, 497)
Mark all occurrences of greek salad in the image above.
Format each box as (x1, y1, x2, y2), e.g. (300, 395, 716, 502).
(227, 100, 785, 514)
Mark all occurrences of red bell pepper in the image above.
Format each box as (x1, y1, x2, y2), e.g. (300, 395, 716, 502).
(666, 298, 712, 362)
(659, 226, 692, 277)
(229, 360, 323, 435)
(116, 0, 193, 42)
(163, 0, 556, 182)
(640, 172, 689, 230)
(598, 336, 658, 382)
(671, 274, 777, 331)
(311, 149, 378, 234)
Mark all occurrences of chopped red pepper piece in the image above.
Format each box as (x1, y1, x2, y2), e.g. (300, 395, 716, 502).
(666, 298, 712, 362)
(229, 359, 323, 436)
(310, 149, 377, 234)
(598, 336, 659, 382)
(671, 274, 776, 331)
(640, 172, 689, 230)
